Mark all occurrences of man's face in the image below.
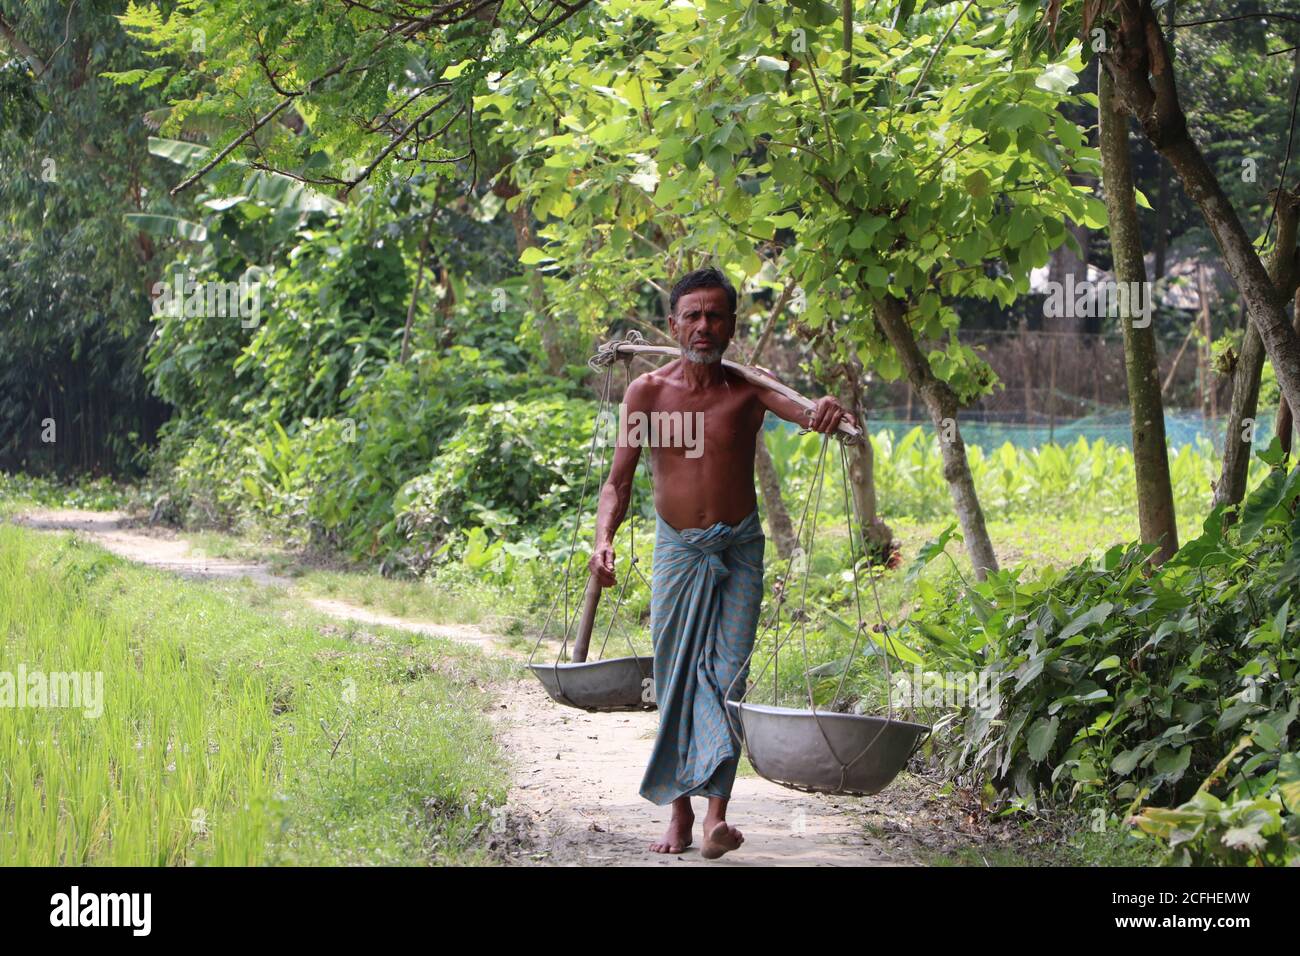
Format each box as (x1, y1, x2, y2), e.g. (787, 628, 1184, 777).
(669, 286, 735, 364)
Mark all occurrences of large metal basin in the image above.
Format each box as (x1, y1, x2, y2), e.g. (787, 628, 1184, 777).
(528, 656, 656, 712)
(727, 700, 929, 796)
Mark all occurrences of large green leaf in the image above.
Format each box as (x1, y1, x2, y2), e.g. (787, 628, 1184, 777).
(1026, 716, 1058, 762)
(124, 213, 208, 241)
(1055, 601, 1113, 642)
(1237, 465, 1300, 543)
(147, 136, 211, 166)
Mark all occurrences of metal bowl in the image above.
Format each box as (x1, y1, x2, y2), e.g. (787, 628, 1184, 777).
(528, 656, 656, 712)
(726, 700, 929, 796)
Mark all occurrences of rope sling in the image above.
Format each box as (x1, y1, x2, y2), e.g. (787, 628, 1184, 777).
(526, 338, 656, 710)
(724, 430, 929, 795)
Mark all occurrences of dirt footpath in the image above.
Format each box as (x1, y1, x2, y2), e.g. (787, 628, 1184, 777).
(491, 677, 897, 866)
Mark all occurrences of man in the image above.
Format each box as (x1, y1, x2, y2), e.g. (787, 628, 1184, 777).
(589, 268, 854, 859)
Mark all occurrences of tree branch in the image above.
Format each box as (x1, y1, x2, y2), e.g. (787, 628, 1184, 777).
(0, 11, 47, 76)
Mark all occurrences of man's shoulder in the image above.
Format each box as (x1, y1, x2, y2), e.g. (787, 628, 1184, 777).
(719, 363, 771, 403)
(624, 365, 670, 408)
(722, 363, 757, 386)
(629, 361, 679, 392)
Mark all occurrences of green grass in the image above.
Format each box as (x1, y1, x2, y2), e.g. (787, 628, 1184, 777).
(0, 471, 134, 515)
(179, 528, 548, 640)
(0, 524, 510, 866)
(185, 528, 300, 570)
(298, 568, 526, 626)
(923, 821, 1163, 867)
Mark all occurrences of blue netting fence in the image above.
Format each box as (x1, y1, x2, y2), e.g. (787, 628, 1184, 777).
(856, 408, 1278, 451)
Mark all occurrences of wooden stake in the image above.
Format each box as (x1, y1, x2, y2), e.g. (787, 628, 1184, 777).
(571, 570, 602, 663)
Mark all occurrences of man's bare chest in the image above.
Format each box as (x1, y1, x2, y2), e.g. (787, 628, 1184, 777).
(630, 389, 758, 458)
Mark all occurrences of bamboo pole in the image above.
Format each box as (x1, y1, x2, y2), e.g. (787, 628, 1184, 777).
(597, 341, 864, 442)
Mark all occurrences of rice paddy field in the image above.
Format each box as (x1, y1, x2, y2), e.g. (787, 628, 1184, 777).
(0, 523, 510, 866)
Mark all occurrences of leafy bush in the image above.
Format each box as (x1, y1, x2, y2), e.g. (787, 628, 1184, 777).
(902, 443, 1300, 863)
(148, 205, 410, 425)
(149, 328, 552, 549)
(0, 472, 134, 511)
(391, 397, 599, 567)
(1131, 751, 1300, 866)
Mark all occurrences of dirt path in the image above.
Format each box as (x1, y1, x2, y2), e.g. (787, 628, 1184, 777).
(495, 677, 896, 865)
(9, 508, 916, 867)
(10, 509, 506, 653)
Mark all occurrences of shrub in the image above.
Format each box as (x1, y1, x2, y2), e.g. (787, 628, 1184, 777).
(903, 443, 1300, 864)
(392, 397, 598, 567)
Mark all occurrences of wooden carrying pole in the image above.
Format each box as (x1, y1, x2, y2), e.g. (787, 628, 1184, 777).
(600, 341, 864, 443)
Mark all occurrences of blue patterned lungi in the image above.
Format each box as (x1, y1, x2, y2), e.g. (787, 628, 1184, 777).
(638, 507, 766, 805)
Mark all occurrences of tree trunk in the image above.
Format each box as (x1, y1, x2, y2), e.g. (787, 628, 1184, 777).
(1270, 47, 1300, 460)
(835, 360, 898, 566)
(1103, 0, 1300, 434)
(1161, 321, 1196, 396)
(811, 336, 898, 565)
(754, 437, 799, 558)
(1153, 160, 1170, 281)
(873, 295, 998, 579)
(1046, 194, 1091, 334)
(747, 280, 800, 559)
(1049, 48, 1096, 334)
(1151, 0, 1176, 281)
(1099, 64, 1179, 563)
(400, 218, 432, 363)
(1019, 317, 1034, 421)
(1277, 287, 1300, 457)
(1217, 322, 1268, 509)
(1215, 191, 1300, 509)
(510, 199, 564, 374)
(1196, 263, 1212, 421)
(493, 172, 565, 375)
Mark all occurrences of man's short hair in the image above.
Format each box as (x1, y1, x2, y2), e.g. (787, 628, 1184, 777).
(669, 267, 737, 317)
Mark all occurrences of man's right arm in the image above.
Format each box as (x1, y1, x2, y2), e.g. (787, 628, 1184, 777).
(590, 376, 649, 587)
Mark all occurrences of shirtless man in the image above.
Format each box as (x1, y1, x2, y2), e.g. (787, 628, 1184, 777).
(588, 268, 854, 859)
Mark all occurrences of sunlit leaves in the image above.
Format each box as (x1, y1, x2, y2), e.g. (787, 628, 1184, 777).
(469, 2, 1100, 395)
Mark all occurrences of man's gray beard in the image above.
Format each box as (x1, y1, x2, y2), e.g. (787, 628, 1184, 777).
(682, 345, 723, 364)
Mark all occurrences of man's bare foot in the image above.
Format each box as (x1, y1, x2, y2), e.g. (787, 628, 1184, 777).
(649, 812, 694, 854)
(701, 819, 743, 859)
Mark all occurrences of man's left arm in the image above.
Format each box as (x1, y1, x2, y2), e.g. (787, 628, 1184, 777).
(752, 369, 856, 435)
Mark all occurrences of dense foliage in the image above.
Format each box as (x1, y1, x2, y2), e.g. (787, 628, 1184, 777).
(904, 441, 1300, 863)
(0, 1, 175, 475)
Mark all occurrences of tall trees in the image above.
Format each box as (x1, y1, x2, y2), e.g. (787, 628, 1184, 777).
(808, 327, 896, 562)
(1215, 190, 1300, 509)
(106, 2, 1101, 579)
(1072, 1, 1300, 438)
(481, 3, 1096, 578)
(107, 1, 603, 379)
(745, 283, 801, 560)
(873, 294, 1000, 574)
(1033, 2, 1300, 513)
(1211, 39, 1300, 507)
(0, 1, 174, 475)
(1098, 64, 1178, 561)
